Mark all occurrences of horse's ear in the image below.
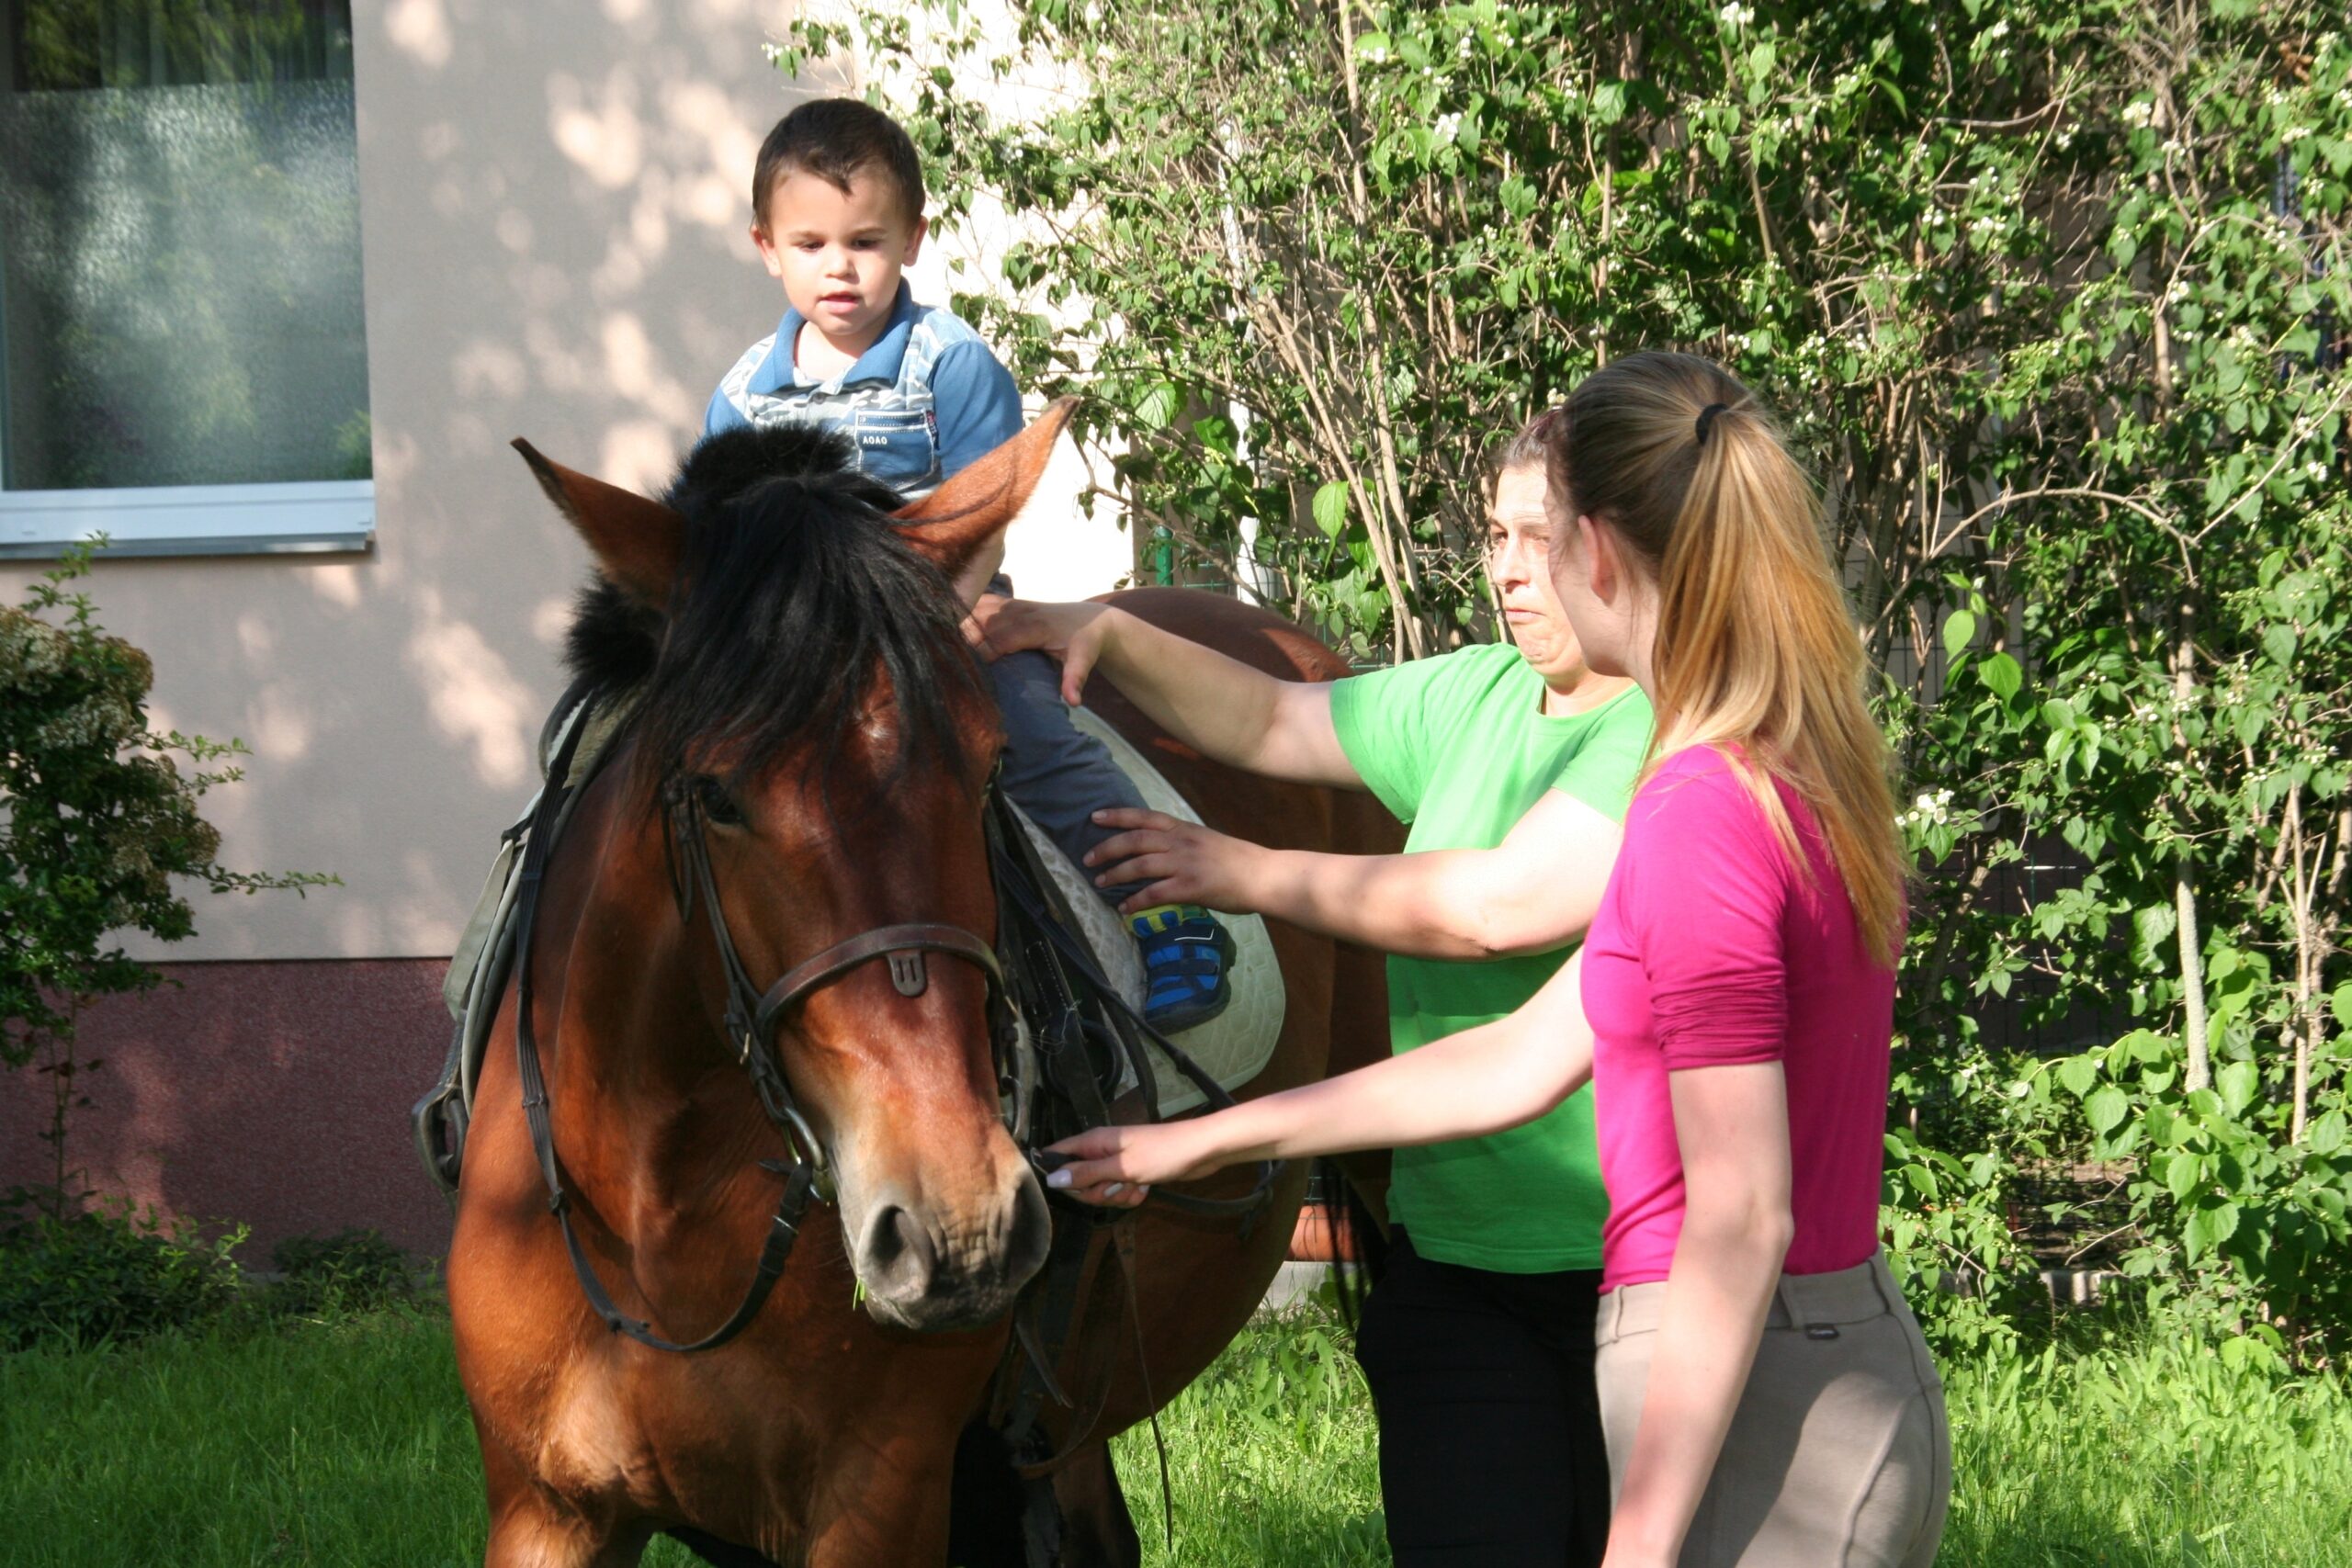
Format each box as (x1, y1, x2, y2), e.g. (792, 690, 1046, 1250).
(512, 438, 686, 609)
(891, 398, 1076, 580)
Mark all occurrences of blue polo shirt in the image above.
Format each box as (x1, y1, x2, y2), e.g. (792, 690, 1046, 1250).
(703, 283, 1023, 498)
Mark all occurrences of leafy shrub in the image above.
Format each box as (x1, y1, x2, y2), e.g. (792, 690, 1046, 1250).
(0, 1196, 245, 1351)
(267, 1228, 415, 1318)
(788, 0, 2352, 1358)
(2, 547, 334, 1209)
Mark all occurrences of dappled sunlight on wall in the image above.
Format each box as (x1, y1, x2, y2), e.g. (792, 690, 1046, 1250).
(383, 0, 451, 69)
(406, 587, 534, 789)
(0, 3, 1133, 964)
(548, 68, 647, 189)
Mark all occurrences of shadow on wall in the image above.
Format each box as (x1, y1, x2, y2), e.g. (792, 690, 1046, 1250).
(349, 0, 823, 942)
(0, 960, 457, 1260)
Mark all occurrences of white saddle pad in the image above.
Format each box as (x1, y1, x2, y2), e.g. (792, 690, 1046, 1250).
(1009, 705, 1285, 1117)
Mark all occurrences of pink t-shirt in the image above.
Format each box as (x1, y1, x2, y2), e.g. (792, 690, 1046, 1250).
(1581, 746, 1896, 1290)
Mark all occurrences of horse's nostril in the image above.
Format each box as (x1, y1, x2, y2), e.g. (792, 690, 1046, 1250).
(1005, 1172, 1051, 1285)
(856, 1204, 936, 1302)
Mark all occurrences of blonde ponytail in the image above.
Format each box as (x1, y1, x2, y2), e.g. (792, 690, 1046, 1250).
(1548, 352, 1905, 961)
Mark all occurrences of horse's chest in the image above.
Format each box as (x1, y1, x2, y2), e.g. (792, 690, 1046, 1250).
(534, 1365, 670, 1506)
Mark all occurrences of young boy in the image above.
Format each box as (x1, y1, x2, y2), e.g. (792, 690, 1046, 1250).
(707, 97, 1230, 1032)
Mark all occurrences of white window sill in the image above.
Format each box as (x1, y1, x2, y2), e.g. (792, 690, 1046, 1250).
(0, 479, 375, 559)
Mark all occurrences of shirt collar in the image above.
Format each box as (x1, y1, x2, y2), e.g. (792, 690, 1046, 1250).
(750, 282, 920, 396)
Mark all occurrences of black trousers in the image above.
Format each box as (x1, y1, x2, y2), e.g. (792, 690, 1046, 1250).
(1353, 1230, 1611, 1567)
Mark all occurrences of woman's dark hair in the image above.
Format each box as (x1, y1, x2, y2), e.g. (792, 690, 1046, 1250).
(1484, 406, 1565, 499)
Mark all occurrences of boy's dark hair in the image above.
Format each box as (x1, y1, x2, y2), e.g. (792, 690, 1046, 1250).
(752, 98, 925, 229)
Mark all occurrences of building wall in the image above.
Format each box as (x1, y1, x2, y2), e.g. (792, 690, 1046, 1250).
(0, 0, 1123, 967)
(0, 962, 455, 1259)
(0, 0, 1128, 1251)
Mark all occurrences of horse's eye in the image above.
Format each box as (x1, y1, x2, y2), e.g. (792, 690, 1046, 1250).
(694, 775, 746, 827)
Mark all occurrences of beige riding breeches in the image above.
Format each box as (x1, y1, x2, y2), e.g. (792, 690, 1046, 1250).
(1593, 1252, 1951, 1568)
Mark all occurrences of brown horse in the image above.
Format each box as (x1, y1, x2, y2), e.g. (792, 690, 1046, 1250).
(447, 403, 1397, 1567)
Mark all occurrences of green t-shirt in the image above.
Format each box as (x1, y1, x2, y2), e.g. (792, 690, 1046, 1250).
(1328, 641, 1654, 1273)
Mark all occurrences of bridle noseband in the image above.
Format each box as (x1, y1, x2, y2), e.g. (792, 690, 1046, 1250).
(663, 775, 1011, 1205)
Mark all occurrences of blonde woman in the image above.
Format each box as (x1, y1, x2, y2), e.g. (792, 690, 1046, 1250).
(1044, 351, 1949, 1568)
(974, 416, 1647, 1566)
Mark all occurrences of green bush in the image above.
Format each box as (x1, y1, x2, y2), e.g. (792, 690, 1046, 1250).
(0, 1195, 245, 1351)
(2, 547, 334, 1210)
(786, 0, 2352, 1359)
(267, 1227, 415, 1318)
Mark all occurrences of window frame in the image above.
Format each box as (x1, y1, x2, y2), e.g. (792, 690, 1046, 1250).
(0, 479, 375, 559)
(0, 1, 374, 561)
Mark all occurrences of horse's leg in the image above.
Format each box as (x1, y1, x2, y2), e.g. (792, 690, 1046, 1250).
(1051, 1441, 1140, 1568)
(480, 1432, 653, 1568)
(945, 1418, 1032, 1568)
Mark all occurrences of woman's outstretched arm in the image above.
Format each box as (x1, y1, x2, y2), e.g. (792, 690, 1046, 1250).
(1043, 950, 1595, 1202)
(966, 596, 1360, 787)
(1080, 788, 1620, 959)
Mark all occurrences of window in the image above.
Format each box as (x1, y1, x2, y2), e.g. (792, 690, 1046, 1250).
(0, 0, 372, 557)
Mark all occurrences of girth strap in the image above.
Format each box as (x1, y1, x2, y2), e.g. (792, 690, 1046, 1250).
(989, 852, 1282, 1225)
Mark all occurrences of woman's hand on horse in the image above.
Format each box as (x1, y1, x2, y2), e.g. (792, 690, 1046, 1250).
(1041, 1122, 1224, 1205)
(1085, 808, 1267, 915)
(964, 596, 1118, 705)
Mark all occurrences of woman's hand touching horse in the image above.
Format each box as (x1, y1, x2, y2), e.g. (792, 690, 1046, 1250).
(1041, 1119, 1233, 1207)
(1045, 953, 1598, 1209)
(965, 595, 1121, 705)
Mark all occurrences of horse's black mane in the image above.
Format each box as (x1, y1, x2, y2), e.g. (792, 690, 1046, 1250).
(564, 423, 983, 799)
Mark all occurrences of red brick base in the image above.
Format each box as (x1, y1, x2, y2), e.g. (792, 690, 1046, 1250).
(0, 959, 456, 1263)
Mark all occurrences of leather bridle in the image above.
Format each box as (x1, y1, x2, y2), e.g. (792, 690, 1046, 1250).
(510, 707, 1010, 1354)
(666, 773, 1010, 1204)
(507, 689, 1278, 1359)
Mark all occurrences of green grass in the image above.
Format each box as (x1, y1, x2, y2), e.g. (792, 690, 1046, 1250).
(4, 1307, 2347, 1566)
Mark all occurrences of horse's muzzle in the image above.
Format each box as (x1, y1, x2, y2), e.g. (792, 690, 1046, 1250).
(851, 1166, 1051, 1331)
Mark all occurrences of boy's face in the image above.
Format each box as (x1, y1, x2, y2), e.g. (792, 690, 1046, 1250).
(752, 168, 927, 353)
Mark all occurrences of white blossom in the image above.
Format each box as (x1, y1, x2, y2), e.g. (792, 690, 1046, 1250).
(1433, 111, 1464, 143)
(1719, 3, 1755, 27)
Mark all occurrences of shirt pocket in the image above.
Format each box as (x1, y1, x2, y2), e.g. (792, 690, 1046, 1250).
(847, 406, 940, 493)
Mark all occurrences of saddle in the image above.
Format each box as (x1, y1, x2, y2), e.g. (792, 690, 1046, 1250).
(409, 679, 1285, 1562)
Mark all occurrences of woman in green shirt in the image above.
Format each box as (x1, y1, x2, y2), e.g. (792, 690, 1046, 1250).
(969, 413, 1653, 1567)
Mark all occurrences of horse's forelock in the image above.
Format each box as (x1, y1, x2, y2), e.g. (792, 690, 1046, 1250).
(562, 425, 985, 811)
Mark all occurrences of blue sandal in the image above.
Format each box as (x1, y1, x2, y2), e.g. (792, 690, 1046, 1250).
(1129, 904, 1237, 1034)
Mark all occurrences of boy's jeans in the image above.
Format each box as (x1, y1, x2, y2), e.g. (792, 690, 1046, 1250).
(986, 648, 1150, 905)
